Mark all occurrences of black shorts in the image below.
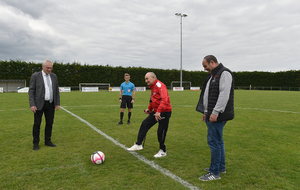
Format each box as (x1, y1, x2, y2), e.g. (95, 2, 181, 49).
(120, 95, 133, 109)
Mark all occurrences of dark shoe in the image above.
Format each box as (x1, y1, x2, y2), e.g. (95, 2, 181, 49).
(127, 120, 131, 125)
(117, 121, 123, 125)
(199, 172, 221, 181)
(45, 141, 56, 147)
(33, 144, 39, 151)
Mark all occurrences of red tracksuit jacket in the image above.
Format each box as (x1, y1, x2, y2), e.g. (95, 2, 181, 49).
(147, 79, 172, 113)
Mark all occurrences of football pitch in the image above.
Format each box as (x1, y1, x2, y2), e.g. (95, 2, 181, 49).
(0, 90, 299, 190)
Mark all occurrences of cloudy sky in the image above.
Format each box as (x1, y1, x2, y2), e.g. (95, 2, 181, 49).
(1, 0, 299, 72)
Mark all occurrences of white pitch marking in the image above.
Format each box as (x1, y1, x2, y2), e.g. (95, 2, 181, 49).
(11, 108, 28, 111)
(3, 105, 300, 115)
(235, 107, 300, 114)
(60, 106, 200, 190)
(61, 105, 300, 114)
(62, 104, 146, 108)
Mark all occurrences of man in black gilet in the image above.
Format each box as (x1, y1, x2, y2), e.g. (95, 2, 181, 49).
(196, 55, 234, 181)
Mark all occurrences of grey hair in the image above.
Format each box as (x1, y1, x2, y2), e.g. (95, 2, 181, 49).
(42, 59, 53, 66)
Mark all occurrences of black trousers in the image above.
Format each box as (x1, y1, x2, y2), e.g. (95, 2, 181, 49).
(32, 101, 55, 144)
(136, 111, 172, 152)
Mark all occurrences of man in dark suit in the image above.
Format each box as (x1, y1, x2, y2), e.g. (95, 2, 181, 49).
(29, 59, 60, 151)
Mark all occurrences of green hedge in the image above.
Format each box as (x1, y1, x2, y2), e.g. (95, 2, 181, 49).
(234, 71, 300, 87)
(1, 60, 299, 87)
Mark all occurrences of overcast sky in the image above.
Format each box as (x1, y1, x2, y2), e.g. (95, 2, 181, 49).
(1, 0, 299, 72)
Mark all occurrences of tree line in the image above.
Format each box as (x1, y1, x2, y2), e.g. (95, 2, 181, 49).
(1, 60, 299, 88)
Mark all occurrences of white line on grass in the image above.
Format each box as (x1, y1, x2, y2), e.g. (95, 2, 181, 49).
(3, 105, 300, 115)
(62, 104, 146, 108)
(61, 105, 300, 114)
(0, 108, 28, 111)
(60, 106, 201, 190)
(235, 107, 300, 114)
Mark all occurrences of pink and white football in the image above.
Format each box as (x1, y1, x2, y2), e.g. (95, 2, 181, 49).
(91, 151, 105, 164)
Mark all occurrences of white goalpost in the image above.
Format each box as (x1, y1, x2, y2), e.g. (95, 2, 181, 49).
(79, 83, 110, 91)
(170, 81, 191, 90)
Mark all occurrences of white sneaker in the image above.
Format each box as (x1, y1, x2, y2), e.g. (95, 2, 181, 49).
(154, 149, 167, 158)
(127, 143, 143, 151)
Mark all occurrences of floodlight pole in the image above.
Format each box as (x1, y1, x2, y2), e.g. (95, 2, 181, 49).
(175, 13, 187, 87)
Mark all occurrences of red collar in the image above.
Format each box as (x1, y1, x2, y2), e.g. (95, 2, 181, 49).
(149, 79, 158, 88)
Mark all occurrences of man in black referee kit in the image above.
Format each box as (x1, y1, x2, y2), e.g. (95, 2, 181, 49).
(118, 73, 135, 125)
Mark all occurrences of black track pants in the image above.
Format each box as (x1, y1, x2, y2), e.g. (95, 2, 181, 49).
(136, 111, 171, 152)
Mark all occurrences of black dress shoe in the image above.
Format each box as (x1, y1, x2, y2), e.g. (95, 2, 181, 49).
(33, 144, 39, 151)
(45, 141, 57, 147)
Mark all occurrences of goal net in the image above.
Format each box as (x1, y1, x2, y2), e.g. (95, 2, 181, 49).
(170, 81, 191, 90)
(79, 83, 110, 91)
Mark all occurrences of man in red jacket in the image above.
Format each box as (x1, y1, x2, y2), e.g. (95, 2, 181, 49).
(127, 72, 172, 158)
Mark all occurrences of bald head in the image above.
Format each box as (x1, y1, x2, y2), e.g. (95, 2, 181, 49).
(145, 72, 157, 86)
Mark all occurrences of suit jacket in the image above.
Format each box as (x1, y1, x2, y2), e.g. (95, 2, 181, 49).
(29, 71, 60, 110)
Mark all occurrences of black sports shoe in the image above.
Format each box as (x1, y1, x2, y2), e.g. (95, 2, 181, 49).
(127, 121, 131, 125)
(45, 141, 56, 147)
(33, 144, 39, 151)
(117, 121, 123, 125)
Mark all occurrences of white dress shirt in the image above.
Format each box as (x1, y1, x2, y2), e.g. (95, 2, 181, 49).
(42, 70, 52, 101)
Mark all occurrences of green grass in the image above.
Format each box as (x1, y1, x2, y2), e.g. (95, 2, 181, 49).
(0, 90, 299, 190)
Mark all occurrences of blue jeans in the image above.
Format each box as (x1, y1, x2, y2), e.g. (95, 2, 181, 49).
(205, 117, 227, 176)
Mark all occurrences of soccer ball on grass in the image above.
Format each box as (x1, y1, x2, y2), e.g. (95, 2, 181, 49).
(91, 151, 105, 164)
